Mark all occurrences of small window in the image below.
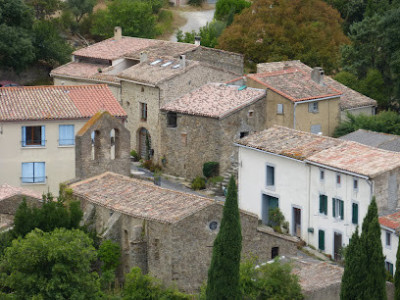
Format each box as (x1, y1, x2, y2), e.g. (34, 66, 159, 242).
(318, 230, 325, 251)
(308, 102, 319, 113)
(141, 86, 144, 92)
(386, 231, 391, 247)
(353, 179, 358, 190)
(386, 261, 394, 276)
(336, 174, 341, 185)
(277, 104, 284, 114)
(266, 165, 275, 187)
(332, 198, 344, 220)
(59, 125, 75, 146)
(319, 195, 328, 215)
(22, 126, 45, 147)
(167, 112, 177, 128)
(248, 110, 254, 118)
(21, 162, 45, 183)
(240, 132, 249, 138)
(352, 203, 358, 224)
(209, 221, 218, 231)
(271, 247, 279, 259)
(320, 170, 324, 181)
(140, 102, 147, 121)
(311, 124, 321, 134)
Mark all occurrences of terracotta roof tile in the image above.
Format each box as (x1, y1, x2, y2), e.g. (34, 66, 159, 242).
(237, 126, 400, 177)
(0, 183, 42, 201)
(70, 172, 215, 224)
(161, 83, 266, 118)
(256, 61, 377, 109)
(247, 68, 342, 102)
(379, 211, 400, 230)
(0, 85, 127, 121)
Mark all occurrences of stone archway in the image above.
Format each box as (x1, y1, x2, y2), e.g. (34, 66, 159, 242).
(138, 127, 151, 160)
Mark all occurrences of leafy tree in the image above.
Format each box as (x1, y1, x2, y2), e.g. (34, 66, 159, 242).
(340, 227, 367, 300)
(90, 0, 158, 40)
(177, 20, 227, 48)
(395, 238, 400, 300)
(206, 176, 242, 300)
(359, 198, 387, 299)
(98, 239, 121, 291)
(333, 111, 400, 137)
(188, 0, 205, 6)
(25, 0, 62, 20)
(0, 228, 101, 299)
(217, 0, 349, 73)
(215, 0, 251, 22)
(66, 0, 96, 22)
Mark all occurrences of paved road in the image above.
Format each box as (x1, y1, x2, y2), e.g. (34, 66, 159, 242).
(170, 8, 215, 41)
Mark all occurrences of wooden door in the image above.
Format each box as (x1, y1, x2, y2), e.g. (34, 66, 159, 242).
(293, 208, 301, 237)
(334, 232, 342, 260)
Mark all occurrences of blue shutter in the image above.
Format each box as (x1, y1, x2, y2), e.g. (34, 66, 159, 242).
(59, 125, 75, 145)
(21, 126, 26, 147)
(21, 163, 33, 183)
(41, 126, 45, 146)
(34, 162, 45, 183)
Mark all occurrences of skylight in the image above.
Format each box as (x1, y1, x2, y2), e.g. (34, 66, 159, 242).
(161, 61, 173, 67)
(150, 59, 162, 66)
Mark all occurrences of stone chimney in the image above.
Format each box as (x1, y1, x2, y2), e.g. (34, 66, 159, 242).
(283, 62, 290, 70)
(180, 55, 186, 68)
(194, 36, 201, 46)
(114, 26, 122, 41)
(140, 52, 148, 63)
(311, 67, 324, 85)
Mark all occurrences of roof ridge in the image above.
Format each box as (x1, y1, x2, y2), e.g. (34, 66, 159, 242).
(0, 84, 108, 90)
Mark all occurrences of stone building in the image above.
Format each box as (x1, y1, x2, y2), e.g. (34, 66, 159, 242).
(160, 83, 267, 178)
(75, 111, 131, 180)
(69, 172, 298, 292)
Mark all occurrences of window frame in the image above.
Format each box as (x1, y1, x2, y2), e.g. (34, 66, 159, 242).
(320, 169, 325, 182)
(353, 178, 358, 191)
(336, 174, 341, 187)
(318, 229, 325, 251)
(21, 162, 46, 184)
(310, 124, 322, 134)
(386, 231, 391, 248)
(308, 102, 319, 113)
(332, 198, 344, 220)
(265, 164, 275, 190)
(58, 124, 75, 146)
(140, 102, 147, 121)
(385, 261, 394, 276)
(21, 125, 45, 147)
(167, 112, 177, 128)
(319, 194, 328, 215)
(352, 202, 359, 225)
(277, 103, 284, 114)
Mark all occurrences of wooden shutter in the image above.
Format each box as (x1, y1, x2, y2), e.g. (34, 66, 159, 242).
(352, 203, 358, 224)
(319, 230, 325, 250)
(332, 199, 336, 218)
(340, 200, 344, 220)
(319, 195, 324, 214)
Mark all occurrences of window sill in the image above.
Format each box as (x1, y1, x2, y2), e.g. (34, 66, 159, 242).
(58, 145, 75, 148)
(21, 146, 46, 149)
(265, 185, 276, 191)
(21, 182, 46, 185)
(318, 213, 328, 218)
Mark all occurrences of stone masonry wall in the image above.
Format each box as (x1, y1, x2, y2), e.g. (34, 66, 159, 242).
(373, 168, 400, 213)
(75, 113, 130, 180)
(0, 195, 42, 215)
(160, 96, 266, 179)
(185, 47, 244, 76)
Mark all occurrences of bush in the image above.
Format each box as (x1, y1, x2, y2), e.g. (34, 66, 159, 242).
(188, 0, 205, 6)
(130, 149, 139, 161)
(203, 162, 219, 178)
(268, 207, 285, 227)
(191, 176, 206, 190)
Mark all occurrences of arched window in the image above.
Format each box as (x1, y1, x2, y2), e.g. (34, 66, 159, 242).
(91, 131, 95, 160)
(110, 129, 115, 160)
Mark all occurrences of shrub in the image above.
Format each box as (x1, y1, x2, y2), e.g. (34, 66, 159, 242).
(268, 207, 285, 228)
(188, 0, 205, 6)
(208, 176, 224, 185)
(191, 176, 206, 190)
(203, 162, 219, 178)
(130, 149, 139, 161)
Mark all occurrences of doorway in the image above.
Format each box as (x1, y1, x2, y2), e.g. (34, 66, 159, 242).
(334, 232, 343, 260)
(262, 194, 279, 225)
(138, 128, 151, 159)
(292, 207, 301, 237)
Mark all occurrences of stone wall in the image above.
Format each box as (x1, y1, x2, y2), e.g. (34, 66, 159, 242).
(185, 47, 244, 76)
(373, 168, 400, 213)
(75, 112, 130, 180)
(160, 96, 266, 179)
(0, 195, 42, 215)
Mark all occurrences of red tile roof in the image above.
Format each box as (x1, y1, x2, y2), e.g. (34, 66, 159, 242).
(379, 211, 400, 230)
(0, 183, 42, 201)
(237, 126, 400, 178)
(161, 83, 266, 118)
(247, 68, 342, 102)
(0, 85, 127, 121)
(70, 172, 215, 224)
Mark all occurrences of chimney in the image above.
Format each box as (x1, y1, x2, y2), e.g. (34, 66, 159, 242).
(311, 67, 324, 85)
(180, 55, 186, 68)
(283, 62, 290, 70)
(194, 36, 201, 46)
(140, 52, 148, 63)
(114, 26, 122, 41)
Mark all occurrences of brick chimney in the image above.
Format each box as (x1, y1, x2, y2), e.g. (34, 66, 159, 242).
(311, 67, 324, 85)
(140, 52, 148, 63)
(194, 36, 201, 46)
(180, 55, 186, 68)
(114, 26, 122, 41)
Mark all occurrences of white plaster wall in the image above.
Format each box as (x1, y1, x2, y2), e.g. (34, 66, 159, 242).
(238, 146, 310, 241)
(308, 165, 372, 257)
(381, 227, 398, 274)
(0, 119, 87, 195)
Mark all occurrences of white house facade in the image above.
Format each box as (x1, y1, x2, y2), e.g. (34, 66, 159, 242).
(0, 85, 127, 195)
(379, 212, 400, 276)
(236, 126, 400, 260)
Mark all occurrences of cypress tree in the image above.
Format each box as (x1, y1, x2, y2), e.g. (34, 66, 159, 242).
(360, 198, 387, 299)
(340, 227, 367, 300)
(395, 240, 400, 300)
(206, 176, 242, 300)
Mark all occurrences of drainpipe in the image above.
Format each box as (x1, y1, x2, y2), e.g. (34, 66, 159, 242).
(293, 102, 298, 130)
(307, 163, 311, 244)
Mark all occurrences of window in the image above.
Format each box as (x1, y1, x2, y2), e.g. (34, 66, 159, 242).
(21, 162, 45, 183)
(277, 103, 284, 114)
(22, 126, 45, 146)
(310, 124, 321, 134)
(386, 231, 391, 247)
(386, 261, 394, 276)
(140, 102, 147, 121)
(320, 170, 325, 181)
(59, 125, 75, 146)
(319, 194, 328, 215)
(353, 178, 358, 191)
(333, 198, 344, 220)
(318, 230, 325, 251)
(209, 221, 218, 231)
(336, 174, 341, 186)
(352, 203, 358, 224)
(308, 102, 319, 113)
(167, 112, 177, 127)
(271, 247, 279, 259)
(266, 165, 275, 187)
(240, 131, 249, 138)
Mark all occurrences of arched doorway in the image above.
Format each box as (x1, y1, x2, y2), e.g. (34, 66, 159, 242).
(138, 127, 151, 160)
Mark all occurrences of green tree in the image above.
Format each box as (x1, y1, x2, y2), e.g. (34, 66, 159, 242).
(25, 0, 62, 20)
(217, 0, 349, 73)
(340, 227, 367, 300)
(177, 20, 227, 48)
(206, 176, 242, 300)
(66, 0, 96, 22)
(395, 238, 400, 300)
(0, 228, 101, 299)
(215, 0, 251, 22)
(90, 0, 158, 40)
